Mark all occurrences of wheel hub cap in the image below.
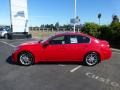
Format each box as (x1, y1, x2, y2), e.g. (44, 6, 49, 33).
(86, 53, 98, 66)
(20, 54, 31, 65)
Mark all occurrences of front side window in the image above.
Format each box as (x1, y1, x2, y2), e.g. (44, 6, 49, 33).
(49, 36, 65, 45)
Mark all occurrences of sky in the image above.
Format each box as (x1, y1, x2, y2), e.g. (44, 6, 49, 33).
(0, 0, 120, 26)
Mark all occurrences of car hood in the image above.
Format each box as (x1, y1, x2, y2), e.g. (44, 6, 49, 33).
(20, 41, 41, 46)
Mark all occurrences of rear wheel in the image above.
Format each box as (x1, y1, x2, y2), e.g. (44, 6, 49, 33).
(18, 52, 34, 66)
(84, 52, 100, 66)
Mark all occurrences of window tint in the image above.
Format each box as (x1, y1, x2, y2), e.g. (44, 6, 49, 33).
(0, 29, 3, 31)
(49, 36, 65, 45)
(70, 35, 78, 44)
(63, 35, 78, 44)
(49, 35, 90, 45)
(53, 36, 64, 40)
(77, 35, 90, 43)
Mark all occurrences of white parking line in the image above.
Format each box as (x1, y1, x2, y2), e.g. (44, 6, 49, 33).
(10, 41, 25, 44)
(70, 65, 82, 73)
(0, 41, 16, 47)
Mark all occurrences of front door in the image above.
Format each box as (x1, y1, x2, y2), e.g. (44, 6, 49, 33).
(42, 35, 66, 61)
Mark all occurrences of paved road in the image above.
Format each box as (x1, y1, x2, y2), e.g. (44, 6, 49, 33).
(0, 39, 120, 90)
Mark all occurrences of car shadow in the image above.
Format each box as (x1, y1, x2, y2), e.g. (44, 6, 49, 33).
(6, 56, 17, 65)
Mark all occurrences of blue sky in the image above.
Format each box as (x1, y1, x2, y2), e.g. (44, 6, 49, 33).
(0, 0, 120, 26)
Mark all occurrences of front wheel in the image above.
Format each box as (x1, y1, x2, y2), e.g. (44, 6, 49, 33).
(84, 52, 100, 66)
(4, 34, 8, 39)
(18, 52, 34, 66)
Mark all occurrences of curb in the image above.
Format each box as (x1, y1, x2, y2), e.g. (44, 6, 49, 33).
(111, 48, 120, 53)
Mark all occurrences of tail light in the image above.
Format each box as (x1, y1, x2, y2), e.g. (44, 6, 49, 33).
(100, 40, 110, 48)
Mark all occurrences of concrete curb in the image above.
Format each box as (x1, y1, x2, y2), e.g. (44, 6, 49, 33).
(111, 48, 120, 52)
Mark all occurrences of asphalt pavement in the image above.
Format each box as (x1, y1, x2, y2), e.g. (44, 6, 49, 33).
(0, 38, 120, 90)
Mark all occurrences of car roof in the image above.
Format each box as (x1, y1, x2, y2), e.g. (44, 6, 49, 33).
(54, 32, 97, 40)
(55, 32, 92, 37)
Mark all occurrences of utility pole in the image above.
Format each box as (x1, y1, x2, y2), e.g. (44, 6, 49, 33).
(74, 0, 76, 32)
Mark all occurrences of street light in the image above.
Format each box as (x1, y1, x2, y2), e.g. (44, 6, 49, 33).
(74, 0, 76, 32)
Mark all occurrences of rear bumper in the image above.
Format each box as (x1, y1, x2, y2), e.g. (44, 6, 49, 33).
(101, 48, 112, 60)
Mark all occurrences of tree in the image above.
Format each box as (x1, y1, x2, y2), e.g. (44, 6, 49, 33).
(40, 24, 45, 28)
(111, 15, 119, 24)
(55, 22, 59, 28)
(110, 15, 120, 36)
(98, 25, 112, 41)
(81, 22, 100, 37)
(98, 13, 101, 25)
(49, 24, 54, 29)
(110, 22, 120, 44)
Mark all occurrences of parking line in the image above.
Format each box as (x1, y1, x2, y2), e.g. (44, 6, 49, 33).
(10, 41, 25, 44)
(70, 65, 82, 73)
(0, 41, 16, 47)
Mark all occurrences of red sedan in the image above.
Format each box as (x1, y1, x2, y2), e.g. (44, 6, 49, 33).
(12, 32, 112, 66)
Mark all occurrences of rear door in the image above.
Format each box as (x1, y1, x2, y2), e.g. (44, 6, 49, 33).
(63, 35, 90, 61)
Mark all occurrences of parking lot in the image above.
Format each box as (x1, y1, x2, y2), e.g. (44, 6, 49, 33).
(0, 38, 120, 90)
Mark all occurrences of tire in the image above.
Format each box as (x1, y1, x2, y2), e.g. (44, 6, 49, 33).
(4, 34, 8, 39)
(84, 52, 100, 66)
(18, 52, 34, 66)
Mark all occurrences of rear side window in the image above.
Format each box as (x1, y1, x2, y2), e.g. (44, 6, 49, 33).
(77, 35, 90, 43)
(65, 35, 90, 44)
(70, 35, 78, 44)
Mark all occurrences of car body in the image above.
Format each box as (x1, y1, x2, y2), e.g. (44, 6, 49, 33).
(12, 32, 112, 66)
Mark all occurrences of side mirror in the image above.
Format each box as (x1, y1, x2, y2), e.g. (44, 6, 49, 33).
(42, 41, 49, 47)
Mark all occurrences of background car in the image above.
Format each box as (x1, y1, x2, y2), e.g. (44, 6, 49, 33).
(12, 32, 112, 66)
(0, 26, 11, 39)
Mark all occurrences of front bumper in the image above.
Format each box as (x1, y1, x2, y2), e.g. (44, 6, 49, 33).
(12, 51, 19, 63)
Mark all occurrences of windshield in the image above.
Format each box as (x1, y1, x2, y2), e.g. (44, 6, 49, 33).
(0, 26, 10, 31)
